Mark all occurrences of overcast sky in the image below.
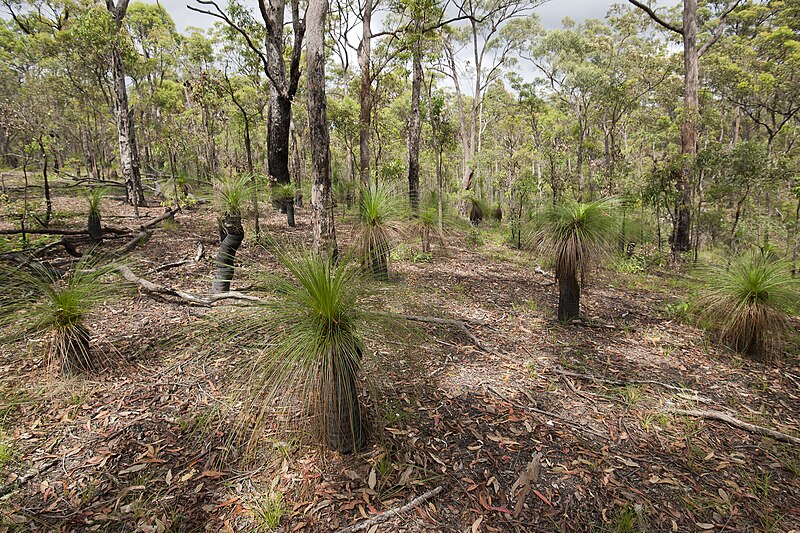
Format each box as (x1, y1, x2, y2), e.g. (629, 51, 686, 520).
(149, 0, 676, 32)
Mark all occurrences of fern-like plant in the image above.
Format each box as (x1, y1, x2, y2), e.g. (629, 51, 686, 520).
(531, 198, 617, 321)
(0, 255, 117, 374)
(696, 253, 799, 360)
(353, 185, 403, 280)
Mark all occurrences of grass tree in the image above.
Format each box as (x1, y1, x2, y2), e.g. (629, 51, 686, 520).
(532, 198, 617, 321)
(697, 253, 799, 360)
(86, 188, 106, 242)
(0, 256, 117, 374)
(223, 251, 386, 455)
(272, 183, 296, 228)
(353, 185, 403, 280)
(212, 175, 250, 293)
(411, 206, 445, 255)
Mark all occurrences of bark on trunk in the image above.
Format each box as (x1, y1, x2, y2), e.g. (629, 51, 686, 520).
(110, 45, 146, 209)
(557, 269, 580, 322)
(308, 0, 337, 258)
(358, 0, 372, 187)
(407, 49, 422, 213)
(211, 214, 244, 293)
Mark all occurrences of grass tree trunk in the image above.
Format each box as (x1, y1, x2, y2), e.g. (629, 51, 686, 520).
(57, 324, 93, 375)
(88, 211, 102, 242)
(308, 0, 337, 259)
(321, 345, 364, 454)
(211, 214, 244, 293)
(557, 270, 580, 322)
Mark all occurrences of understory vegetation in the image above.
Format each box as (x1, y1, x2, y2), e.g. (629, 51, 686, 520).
(0, 0, 799, 531)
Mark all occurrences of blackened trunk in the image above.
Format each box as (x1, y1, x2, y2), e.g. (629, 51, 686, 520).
(59, 323, 94, 375)
(211, 214, 244, 293)
(88, 211, 103, 242)
(40, 143, 52, 227)
(269, 94, 295, 227)
(557, 270, 580, 322)
(407, 50, 422, 213)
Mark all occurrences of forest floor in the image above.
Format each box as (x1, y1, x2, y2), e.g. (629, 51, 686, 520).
(1, 176, 800, 532)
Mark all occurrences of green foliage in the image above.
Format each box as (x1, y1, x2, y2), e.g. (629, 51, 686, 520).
(465, 227, 484, 248)
(353, 185, 404, 278)
(530, 198, 618, 282)
(85, 187, 106, 215)
(251, 491, 284, 530)
(211, 251, 397, 456)
(271, 182, 295, 203)
(696, 253, 800, 360)
(0, 255, 118, 373)
(613, 253, 646, 274)
(214, 174, 252, 217)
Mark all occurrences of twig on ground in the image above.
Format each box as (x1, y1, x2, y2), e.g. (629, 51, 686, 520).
(665, 408, 800, 446)
(337, 486, 444, 532)
(0, 458, 59, 498)
(484, 383, 609, 441)
(554, 368, 708, 399)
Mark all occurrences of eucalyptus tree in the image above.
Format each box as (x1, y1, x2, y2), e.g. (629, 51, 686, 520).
(447, 0, 543, 208)
(308, 0, 337, 257)
(190, 0, 304, 227)
(627, 0, 743, 254)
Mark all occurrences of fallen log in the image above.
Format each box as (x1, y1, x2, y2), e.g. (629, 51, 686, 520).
(117, 265, 263, 306)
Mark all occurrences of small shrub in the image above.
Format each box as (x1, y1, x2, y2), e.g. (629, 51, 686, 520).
(696, 252, 799, 360)
(465, 227, 484, 247)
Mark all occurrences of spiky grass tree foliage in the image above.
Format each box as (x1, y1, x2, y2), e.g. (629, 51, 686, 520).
(353, 186, 403, 280)
(212, 175, 251, 294)
(697, 253, 799, 360)
(222, 252, 380, 455)
(532, 198, 617, 321)
(86, 188, 106, 242)
(272, 183, 296, 227)
(411, 207, 445, 254)
(0, 256, 117, 374)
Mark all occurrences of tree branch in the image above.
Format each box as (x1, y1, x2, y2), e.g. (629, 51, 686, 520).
(698, 0, 742, 56)
(627, 0, 682, 35)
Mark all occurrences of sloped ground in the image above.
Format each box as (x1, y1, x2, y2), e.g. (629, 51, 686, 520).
(1, 179, 799, 532)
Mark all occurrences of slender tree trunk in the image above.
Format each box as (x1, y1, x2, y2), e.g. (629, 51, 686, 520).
(308, 0, 337, 258)
(792, 196, 799, 276)
(358, 0, 372, 187)
(407, 49, 422, 213)
(110, 45, 146, 210)
(38, 138, 51, 227)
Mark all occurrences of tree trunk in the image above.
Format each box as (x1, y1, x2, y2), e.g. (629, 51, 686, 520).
(792, 196, 799, 276)
(211, 214, 244, 293)
(407, 49, 422, 213)
(557, 269, 580, 322)
(358, 0, 372, 187)
(88, 211, 103, 242)
(321, 344, 364, 454)
(308, 0, 337, 258)
(110, 45, 146, 209)
(38, 139, 51, 227)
